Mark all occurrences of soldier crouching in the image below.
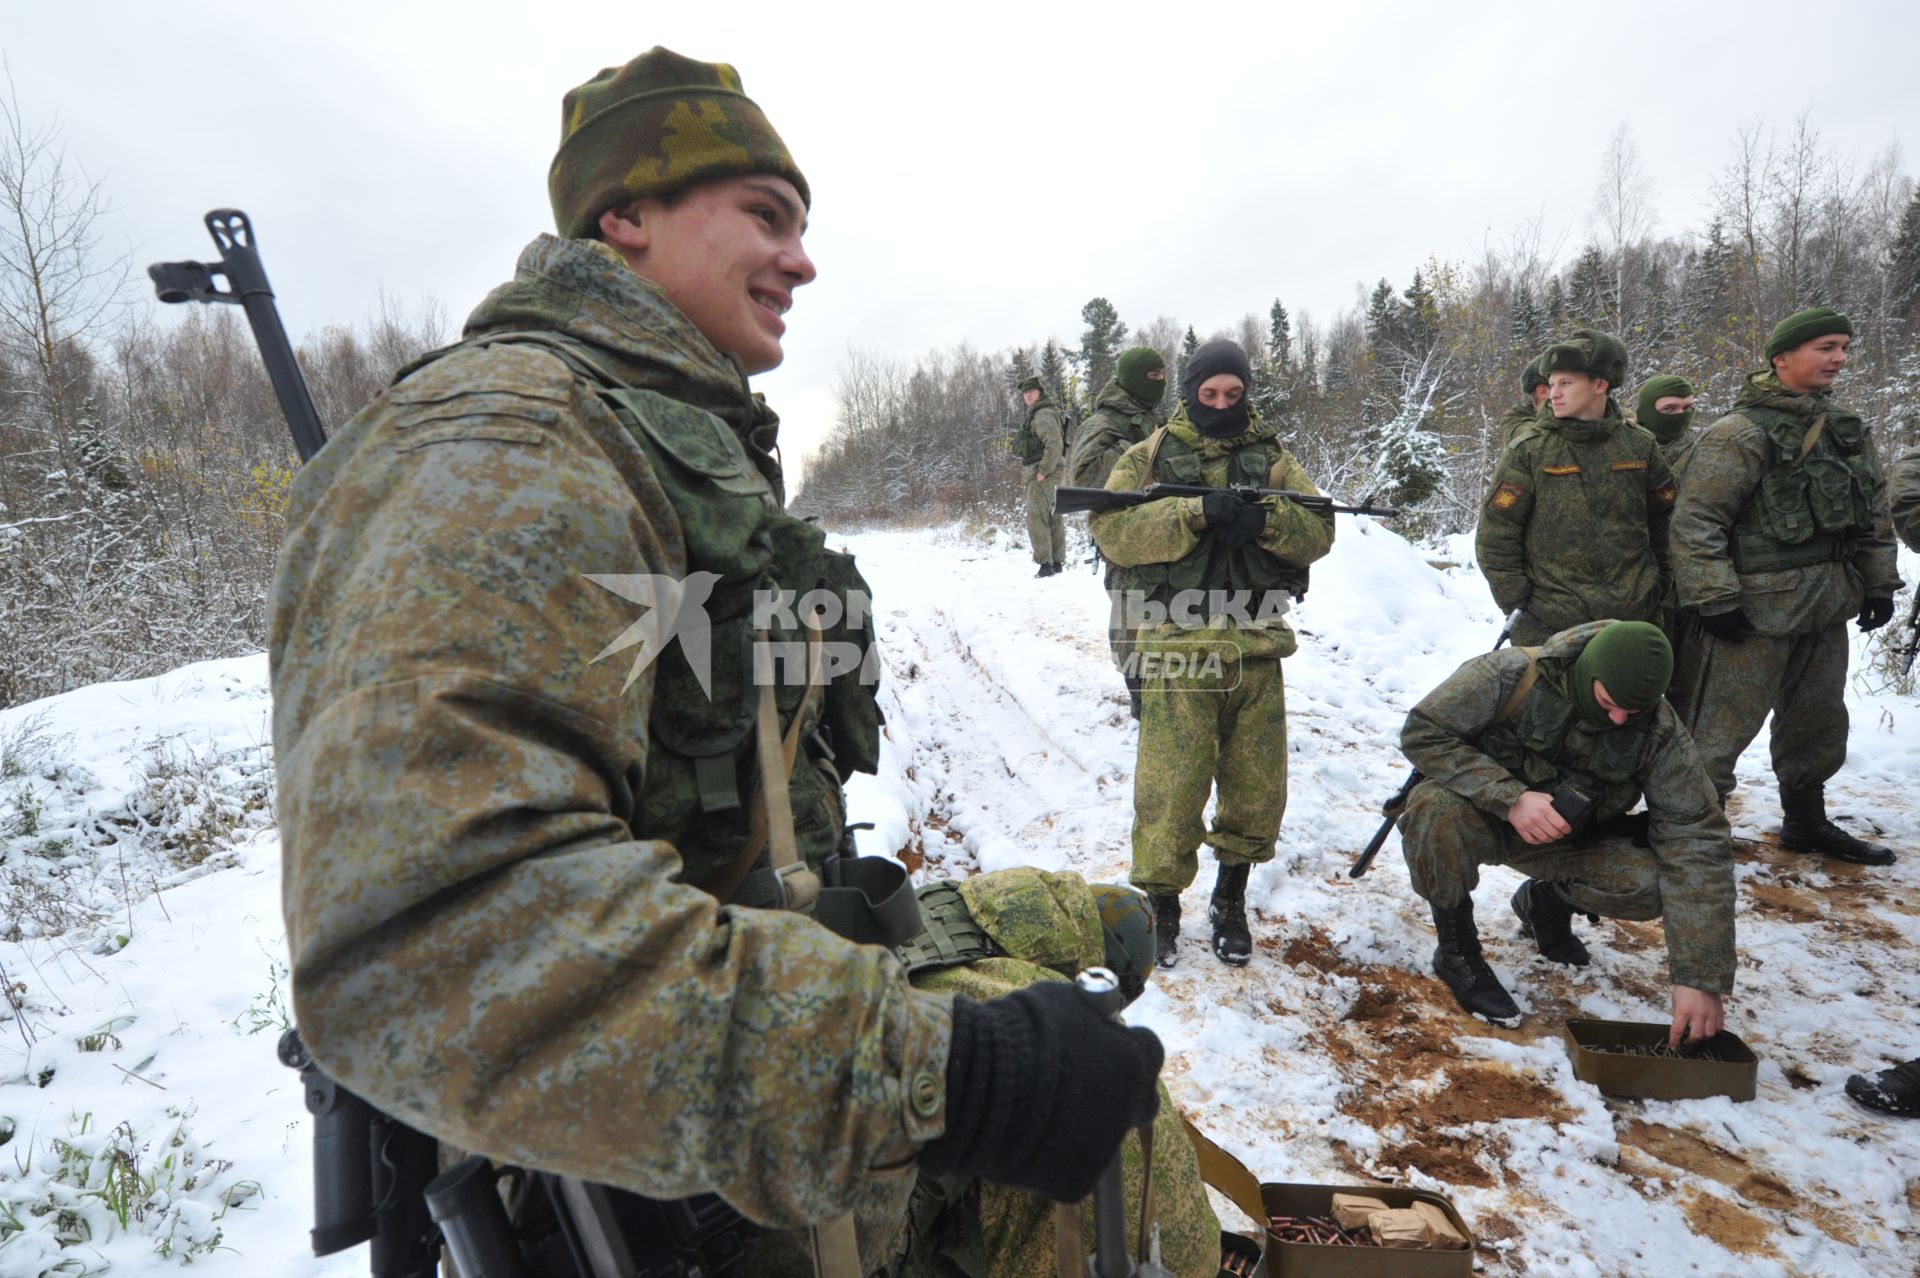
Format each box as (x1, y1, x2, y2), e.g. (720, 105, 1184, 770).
(1395, 621, 1735, 1046)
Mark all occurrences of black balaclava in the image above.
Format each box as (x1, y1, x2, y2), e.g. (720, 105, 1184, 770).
(1181, 340, 1255, 438)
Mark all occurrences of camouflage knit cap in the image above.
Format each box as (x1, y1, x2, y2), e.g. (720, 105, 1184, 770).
(1091, 884, 1155, 1004)
(548, 47, 810, 241)
(1539, 329, 1628, 389)
(1521, 355, 1548, 394)
(1765, 307, 1853, 362)
(1635, 375, 1696, 442)
(1116, 347, 1168, 407)
(1570, 620, 1672, 727)
(1017, 375, 1044, 394)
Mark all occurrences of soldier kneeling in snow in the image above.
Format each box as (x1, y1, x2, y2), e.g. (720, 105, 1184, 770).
(1394, 621, 1735, 1045)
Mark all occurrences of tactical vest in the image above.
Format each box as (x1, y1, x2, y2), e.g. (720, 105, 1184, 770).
(413, 332, 913, 945)
(1123, 428, 1310, 620)
(1729, 405, 1878, 573)
(1013, 402, 1050, 465)
(1477, 657, 1653, 824)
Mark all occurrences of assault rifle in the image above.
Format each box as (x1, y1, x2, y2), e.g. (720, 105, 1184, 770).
(1348, 608, 1525, 879)
(1055, 483, 1403, 520)
(154, 213, 747, 1277)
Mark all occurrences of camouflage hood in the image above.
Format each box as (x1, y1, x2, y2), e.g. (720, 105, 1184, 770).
(1734, 367, 1827, 420)
(1159, 400, 1277, 459)
(462, 233, 775, 445)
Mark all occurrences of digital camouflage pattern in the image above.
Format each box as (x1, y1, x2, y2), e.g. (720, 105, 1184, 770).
(547, 47, 809, 239)
(1667, 371, 1902, 797)
(1398, 622, 1736, 993)
(1090, 407, 1334, 895)
(1894, 442, 1920, 552)
(1476, 408, 1676, 646)
(1070, 379, 1161, 669)
(1495, 399, 1542, 450)
(901, 869, 1219, 1278)
(1021, 397, 1067, 565)
(270, 234, 952, 1240)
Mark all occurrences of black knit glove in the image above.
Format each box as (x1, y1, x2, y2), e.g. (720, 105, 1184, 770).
(1697, 607, 1755, 644)
(1858, 597, 1895, 632)
(920, 982, 1163, 1203)
(1200, 490, 1244, 531)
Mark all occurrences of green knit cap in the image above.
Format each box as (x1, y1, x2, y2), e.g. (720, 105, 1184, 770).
(1539, 329, 1628, 389)
(1115, 346, 1167, 407)
(1764, 307, 1854, 362)
(1521, 355, 1548, 394)
(548, 47, 810, 241)
(1092, 883, 1156, 1004)
(1017, 375, 1043, 394)
(1570, 621, 1673, 728)
(1635, 375, 1696, 443)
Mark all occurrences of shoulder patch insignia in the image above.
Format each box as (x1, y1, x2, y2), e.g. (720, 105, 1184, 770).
(1610, 460, 1648, 471)
(1489, 481, 1526, 512)
(1540, 464, 1582, 476)
(1654, 480, 1677, 506)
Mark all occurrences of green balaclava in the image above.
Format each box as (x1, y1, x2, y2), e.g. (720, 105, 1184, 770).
(548, 46, 810, 240)
(1091, 883, 1156, 1004)
(1764, 307, 1854, 363)
(1115, 347, 1167, 408)
(1635, 375, 1696, 443)
(1569, 621, 1673, 729)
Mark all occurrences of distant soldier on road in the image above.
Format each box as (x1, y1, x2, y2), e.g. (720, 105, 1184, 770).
(1397, 621, 1734, 1041)
(1494, 354, 1550, 449)
(1013, 375, 1067, 576)
(1090, 340, 1334, 969)
(1070, 345, 1168, 715)
(1477, 328, 1676, 647)
(1669, 307, 1902, 864)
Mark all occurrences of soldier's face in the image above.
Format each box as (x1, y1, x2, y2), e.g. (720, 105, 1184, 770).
(1591, 681, 1643, 727)
(1022, 388, 1041, 407)
(604, 175, 815, 375)
(1773, 334, 1851, 393)
(1548, 372, 1606, 421)
(1195, 375, 1246, 408)
(1653, 394, 1696, 416)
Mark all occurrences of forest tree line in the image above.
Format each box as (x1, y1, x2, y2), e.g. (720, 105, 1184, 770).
(794, 121, 1920, 542)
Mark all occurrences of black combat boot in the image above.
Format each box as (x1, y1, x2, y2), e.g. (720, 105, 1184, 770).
(1124, 676, 1143, 720)
(1429, 898, 1521, 1025)
(1034, 562, 1053, 578)
(1778, 785, 1895, 865)
(1845, 1058, 1920, 1118)
(1150, 894, 1181, 968)
(1209, 863, 1253, 967)
(1511, 878, 1591, 966)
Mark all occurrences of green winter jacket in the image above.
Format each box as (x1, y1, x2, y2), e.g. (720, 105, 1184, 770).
(1476, 406, 1676, 632)
(1069, 379, 1158, 490)
(1087, 405, 1333, 659)
(1670, 370, 1901, 634)
(1401, 622, 1735, 993)
(270, 234, 950, 1233)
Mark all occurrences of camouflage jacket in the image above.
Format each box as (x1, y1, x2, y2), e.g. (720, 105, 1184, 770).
(1401, 622, 1735, 993)
(269, 234, 950, 1230)
(1670, 370, 1901, 634)
(1088, 405, 1333, 659)
(1475, 407, 1676, 632)
(1495, 400, 1541, 451)
(1893, 442, 1920, 553)
(1068, 380, 1158, 490)
(1015, 398, 1066, 475)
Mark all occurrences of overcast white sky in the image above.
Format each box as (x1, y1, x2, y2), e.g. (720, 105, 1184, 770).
(7, 0, 1918, 482)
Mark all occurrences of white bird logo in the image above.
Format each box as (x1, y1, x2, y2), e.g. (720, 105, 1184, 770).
(584, 572, 725, 697)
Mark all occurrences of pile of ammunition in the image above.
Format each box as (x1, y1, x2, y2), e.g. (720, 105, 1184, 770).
(1267, 1194, 1472, 1251)
(1593, 1041, 1729, 1062)
(1267, 1214, 1366, 1246)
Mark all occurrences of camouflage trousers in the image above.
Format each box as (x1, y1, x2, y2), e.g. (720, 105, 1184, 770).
(1128, 648, 1286, 896)
(1102, 566, 1138, 673)
(1397, 782, 1663, 923)
(1024, 472, 1065, 565)
(1668, 620, 1850, 799)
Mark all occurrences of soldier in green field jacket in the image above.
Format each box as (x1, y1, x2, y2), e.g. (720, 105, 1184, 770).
(1397, 621, 1734, 1043)
(1494, 354, 1550, 450)
(1013, 377, 1067, 576)
(269, 46, 1162, 1277)
(1070, 346, 1167, 715)
(1668, 308, 1903, 865)
(1476, 329, 1676, 647)
(1090, 341, 1333, 970)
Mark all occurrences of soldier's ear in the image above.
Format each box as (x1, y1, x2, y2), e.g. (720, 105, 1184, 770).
(598, 202, 652, 254)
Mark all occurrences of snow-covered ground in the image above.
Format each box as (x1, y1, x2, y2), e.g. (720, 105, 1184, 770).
(1, 516, 1916, 1276)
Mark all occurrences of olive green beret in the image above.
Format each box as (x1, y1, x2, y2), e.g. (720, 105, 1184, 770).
(1765, 307, 1853, 362)
(548, 46, 810, 241)
(1017, 376, 1043, 393)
